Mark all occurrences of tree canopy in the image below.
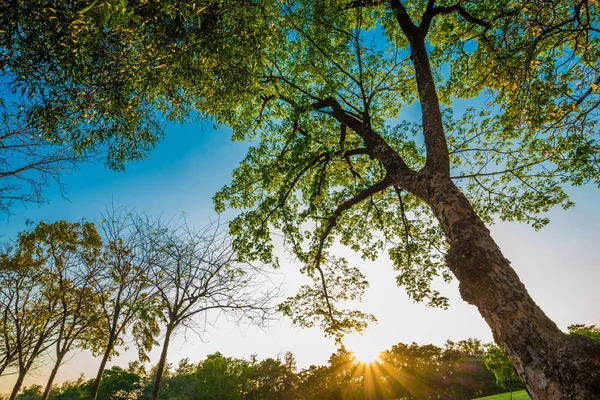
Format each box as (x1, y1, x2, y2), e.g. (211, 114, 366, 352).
(4, 0, 597, 330)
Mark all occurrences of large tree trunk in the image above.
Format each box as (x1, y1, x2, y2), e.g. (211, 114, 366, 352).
(152, 325, 173, 400)
(425, 173, 600, 399)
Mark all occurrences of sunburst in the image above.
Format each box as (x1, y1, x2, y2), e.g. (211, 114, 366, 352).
(351, 345, 382, 364)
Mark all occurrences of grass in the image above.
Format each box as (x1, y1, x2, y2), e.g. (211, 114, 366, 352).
(473, 390, 532, 400)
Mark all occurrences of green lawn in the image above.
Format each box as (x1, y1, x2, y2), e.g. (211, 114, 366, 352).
(473, 390, 532, 400)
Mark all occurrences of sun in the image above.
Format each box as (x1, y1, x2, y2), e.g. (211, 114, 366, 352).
(345, 331, 383, 364)
(352, 346, 382, 364)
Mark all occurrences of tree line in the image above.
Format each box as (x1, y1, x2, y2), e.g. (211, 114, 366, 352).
(7, 326, 598, 400)
(8, 339, 510, 400)
(0, 213, 277, 400)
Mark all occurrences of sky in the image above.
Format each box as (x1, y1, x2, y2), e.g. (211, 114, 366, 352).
(0, 118, 599, 393)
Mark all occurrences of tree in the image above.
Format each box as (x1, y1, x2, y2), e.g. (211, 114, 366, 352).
(193, 353, 249, 400)
(0, 251, 20, 377)
(485, 346, 524, 400)
(212, 2, 600, 397)
(245, 353, 297, 400)
(49, 375, 89, 400)
(2, 1, 600, 397)
(0, 242, 63, 400)
(92, 366, 144, 400)
(441, 339, 500, 398)
(14, 385, 43, 400)
(87, 209, 160, 400)
(135, 217, 277, 400)
(155, 358, 199, 400)
(0, 221, 102, 400)
(34, 222, 104, 400)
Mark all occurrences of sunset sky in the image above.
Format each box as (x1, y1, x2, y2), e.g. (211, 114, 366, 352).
(0, 119, 598, 394)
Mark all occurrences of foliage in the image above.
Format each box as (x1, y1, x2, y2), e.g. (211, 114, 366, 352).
(15, 385, 43, 400)
(484, 346, 523, 393)
(12, 338, 507, 400)
(0, 215, 278, 400)
(568, 324, 600, 342)
(0, 0, 263, 168)
(0, 220, 104, 400)
(0, 0, 261, 213)
(93, 366, 143, 400)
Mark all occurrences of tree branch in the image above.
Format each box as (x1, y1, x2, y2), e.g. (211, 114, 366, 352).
(421, 4, 491, 35)
(313, 177, 392, 322)
(389, 0, 419, 39)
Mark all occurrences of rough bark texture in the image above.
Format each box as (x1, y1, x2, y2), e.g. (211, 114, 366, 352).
(423, 172, 600, 399)
(383, 3, 600, 396)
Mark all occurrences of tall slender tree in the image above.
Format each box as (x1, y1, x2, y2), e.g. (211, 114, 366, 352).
(0, 252, 19, 377)
(36, 225, 104, 400)
(87, 209, 159, 400)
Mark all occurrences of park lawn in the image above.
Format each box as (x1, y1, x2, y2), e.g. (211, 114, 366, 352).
(473, 390, 532, 400)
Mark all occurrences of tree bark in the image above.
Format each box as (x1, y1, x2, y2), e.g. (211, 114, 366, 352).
(41, 351, 66, 400)
(152, 325, 173, 400)
(423, 172, 600, 399)
(383, 3, 600, 396)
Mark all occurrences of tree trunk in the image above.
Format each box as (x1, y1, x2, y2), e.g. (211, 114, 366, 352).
(424, 173, 600, 399)
(41, 351, 66, 400)
(89, 336, 115, 400)
(8, 368, 27, 400)
(9, 336, 45, 400)
(152, 325, 173, 400)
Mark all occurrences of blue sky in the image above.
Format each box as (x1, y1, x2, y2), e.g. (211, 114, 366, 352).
(0, 119, 599, 392)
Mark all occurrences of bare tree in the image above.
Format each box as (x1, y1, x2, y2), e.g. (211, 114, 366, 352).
(134, 216, 279, 400)
(87, 208, 159, 400)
